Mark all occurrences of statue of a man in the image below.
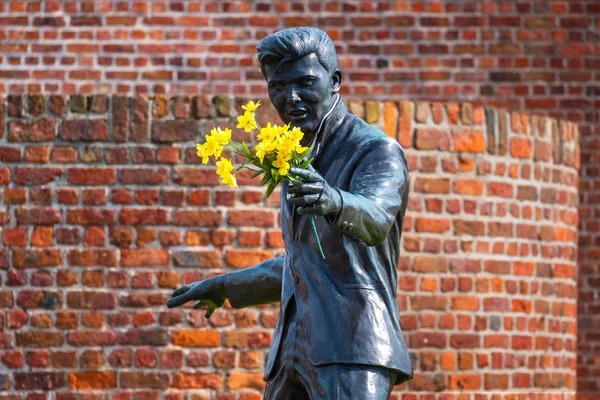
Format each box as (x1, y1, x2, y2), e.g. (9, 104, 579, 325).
(168, 27, 413, 398)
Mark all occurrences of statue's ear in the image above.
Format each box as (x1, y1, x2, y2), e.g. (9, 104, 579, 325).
(331, 69, 342, 94)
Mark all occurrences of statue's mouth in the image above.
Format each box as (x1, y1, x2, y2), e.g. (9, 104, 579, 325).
(288, 109, 308, 120)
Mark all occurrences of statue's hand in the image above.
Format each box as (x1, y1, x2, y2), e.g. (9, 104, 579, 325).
(166, 275, 226, 318)
(288, 166, 342, 217)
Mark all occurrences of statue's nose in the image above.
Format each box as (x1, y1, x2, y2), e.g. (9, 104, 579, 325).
(286, 85, 301, 105)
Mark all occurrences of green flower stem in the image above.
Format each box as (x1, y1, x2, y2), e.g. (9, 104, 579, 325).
(289, 175, 326, 260)
(310, 214, 326, 260)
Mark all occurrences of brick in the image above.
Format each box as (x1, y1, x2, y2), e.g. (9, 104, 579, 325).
(8, 119, 56, 142)
(13, 249, 62, 268)
(152, 120, 199, 142)
(226, 373, 266, 390)
(225, 250, 273, 268)
(449, 374, 481, 390)
(61, 119, 109, 141)
(173, 210, 222, 226)
(228, 210, 275, 227)
(14, 167, 62, 185)
(453, 130, 485, 152)
(415, 178, 450, 194)
(3, 227, 27, 246)
(14, 372, 66, 390)
(67, 208, 115, 225)
(171, 373, 222, 389)
(2, 349, 24, 368)
(119, 208, 168, 225)
(510, 138, 532, 158)
(172, 330, 221, 347)
(172, 250, 221, 268)
(415, 128, 450, 150)
(173, 167, 221, 186)
(121, 249, 169, 267)
(69, 371, 116, 389)
(16, 331, 64, 348)
(67, 330, 116, 346)
(67, 291, 116, 309)
(16, 290, 61, 309)
(120, 168, 168, 184)
(67, 168, 116, 185)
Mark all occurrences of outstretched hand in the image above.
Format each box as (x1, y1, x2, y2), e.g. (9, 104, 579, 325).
(288, 166, 341, 217)
(166, 276, 227, 318)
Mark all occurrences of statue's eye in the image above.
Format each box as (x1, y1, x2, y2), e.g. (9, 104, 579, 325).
(271, 82, 284, 91)
(300, 78, 314, 87)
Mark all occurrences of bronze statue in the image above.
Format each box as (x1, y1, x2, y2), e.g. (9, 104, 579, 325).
(167, 27, 413, 398)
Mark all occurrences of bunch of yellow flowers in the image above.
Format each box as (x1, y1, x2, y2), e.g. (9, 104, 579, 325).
(196, 100, 324, 258)
(196, 100, 313, 197)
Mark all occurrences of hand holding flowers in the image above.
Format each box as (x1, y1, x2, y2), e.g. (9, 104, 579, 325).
(196, 100, 326, 258)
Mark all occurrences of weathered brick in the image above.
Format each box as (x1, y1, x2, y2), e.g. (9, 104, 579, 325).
(25, 94, 45, 117)
(67, 291, 116, 309)
(14, 372, 66, 390)
(152, 120, 199, 143)
(61, 119, 109, 141)
(13, 249, 62, 268)
(8, 119, 56, 142)
(172, 250, 222, 268)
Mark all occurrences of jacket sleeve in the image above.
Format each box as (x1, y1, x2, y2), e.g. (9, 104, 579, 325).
(223, 254, 284, 308)
(326, 140, 409, 246)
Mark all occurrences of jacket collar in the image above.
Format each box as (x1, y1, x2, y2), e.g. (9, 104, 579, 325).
(309, 94, 347, 160)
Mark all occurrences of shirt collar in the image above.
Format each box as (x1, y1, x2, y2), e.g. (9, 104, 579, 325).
(308, 94, 347, 160)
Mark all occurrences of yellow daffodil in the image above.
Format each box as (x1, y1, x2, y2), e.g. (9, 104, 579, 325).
(277, 137, 297, 154)
(287, 127, 304, 141)
(258, 123, 277, 142)
(237, 110, 258, 132)
(196, 143, 211, 164)
(221, 172, 237, 189)
(216, 157, 234, 177)
(273, 155, 290, 176)
(211, 127, 231, 146)
(276, 124, 290, 139)
(204, 134, 223, 158)
(295, 144, 309, 154)
(242, 100, 261, 112)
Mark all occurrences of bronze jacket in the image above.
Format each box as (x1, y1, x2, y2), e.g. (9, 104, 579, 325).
(224, 99, 413, 384)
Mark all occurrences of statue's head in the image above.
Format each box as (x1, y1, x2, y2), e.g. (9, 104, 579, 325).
(257, 27, 342, 136)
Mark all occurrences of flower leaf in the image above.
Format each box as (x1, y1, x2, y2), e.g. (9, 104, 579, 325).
(251, 168, 266, 178)
(242, 142, 252, 159)
(300, 157, 315, 169)
(266, 180, 277, 198)
(260, 172, 272, 186)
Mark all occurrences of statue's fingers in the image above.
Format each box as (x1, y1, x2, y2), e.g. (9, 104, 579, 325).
(289, 194, 320, 206)
(287, 183, 322, 196)
(166, 290, 194, 308)
(171, 285, 189, 298)
(193, 300, 204, 309)
(289, 167, 321, 183)
(205, 304, 217, 318)
(297, 203, 322, 215)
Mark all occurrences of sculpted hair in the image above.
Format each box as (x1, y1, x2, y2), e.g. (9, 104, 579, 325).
(256, 27, 338, 77)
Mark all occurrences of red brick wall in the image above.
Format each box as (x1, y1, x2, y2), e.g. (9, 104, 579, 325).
(0, 0, 597, 398)
(0, 94, 579, 399)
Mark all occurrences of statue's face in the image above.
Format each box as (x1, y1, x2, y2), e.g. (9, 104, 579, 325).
(264, 53, 340, 136)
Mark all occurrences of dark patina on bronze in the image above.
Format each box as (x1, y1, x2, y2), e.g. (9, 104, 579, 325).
(167, 27, 413, 399)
